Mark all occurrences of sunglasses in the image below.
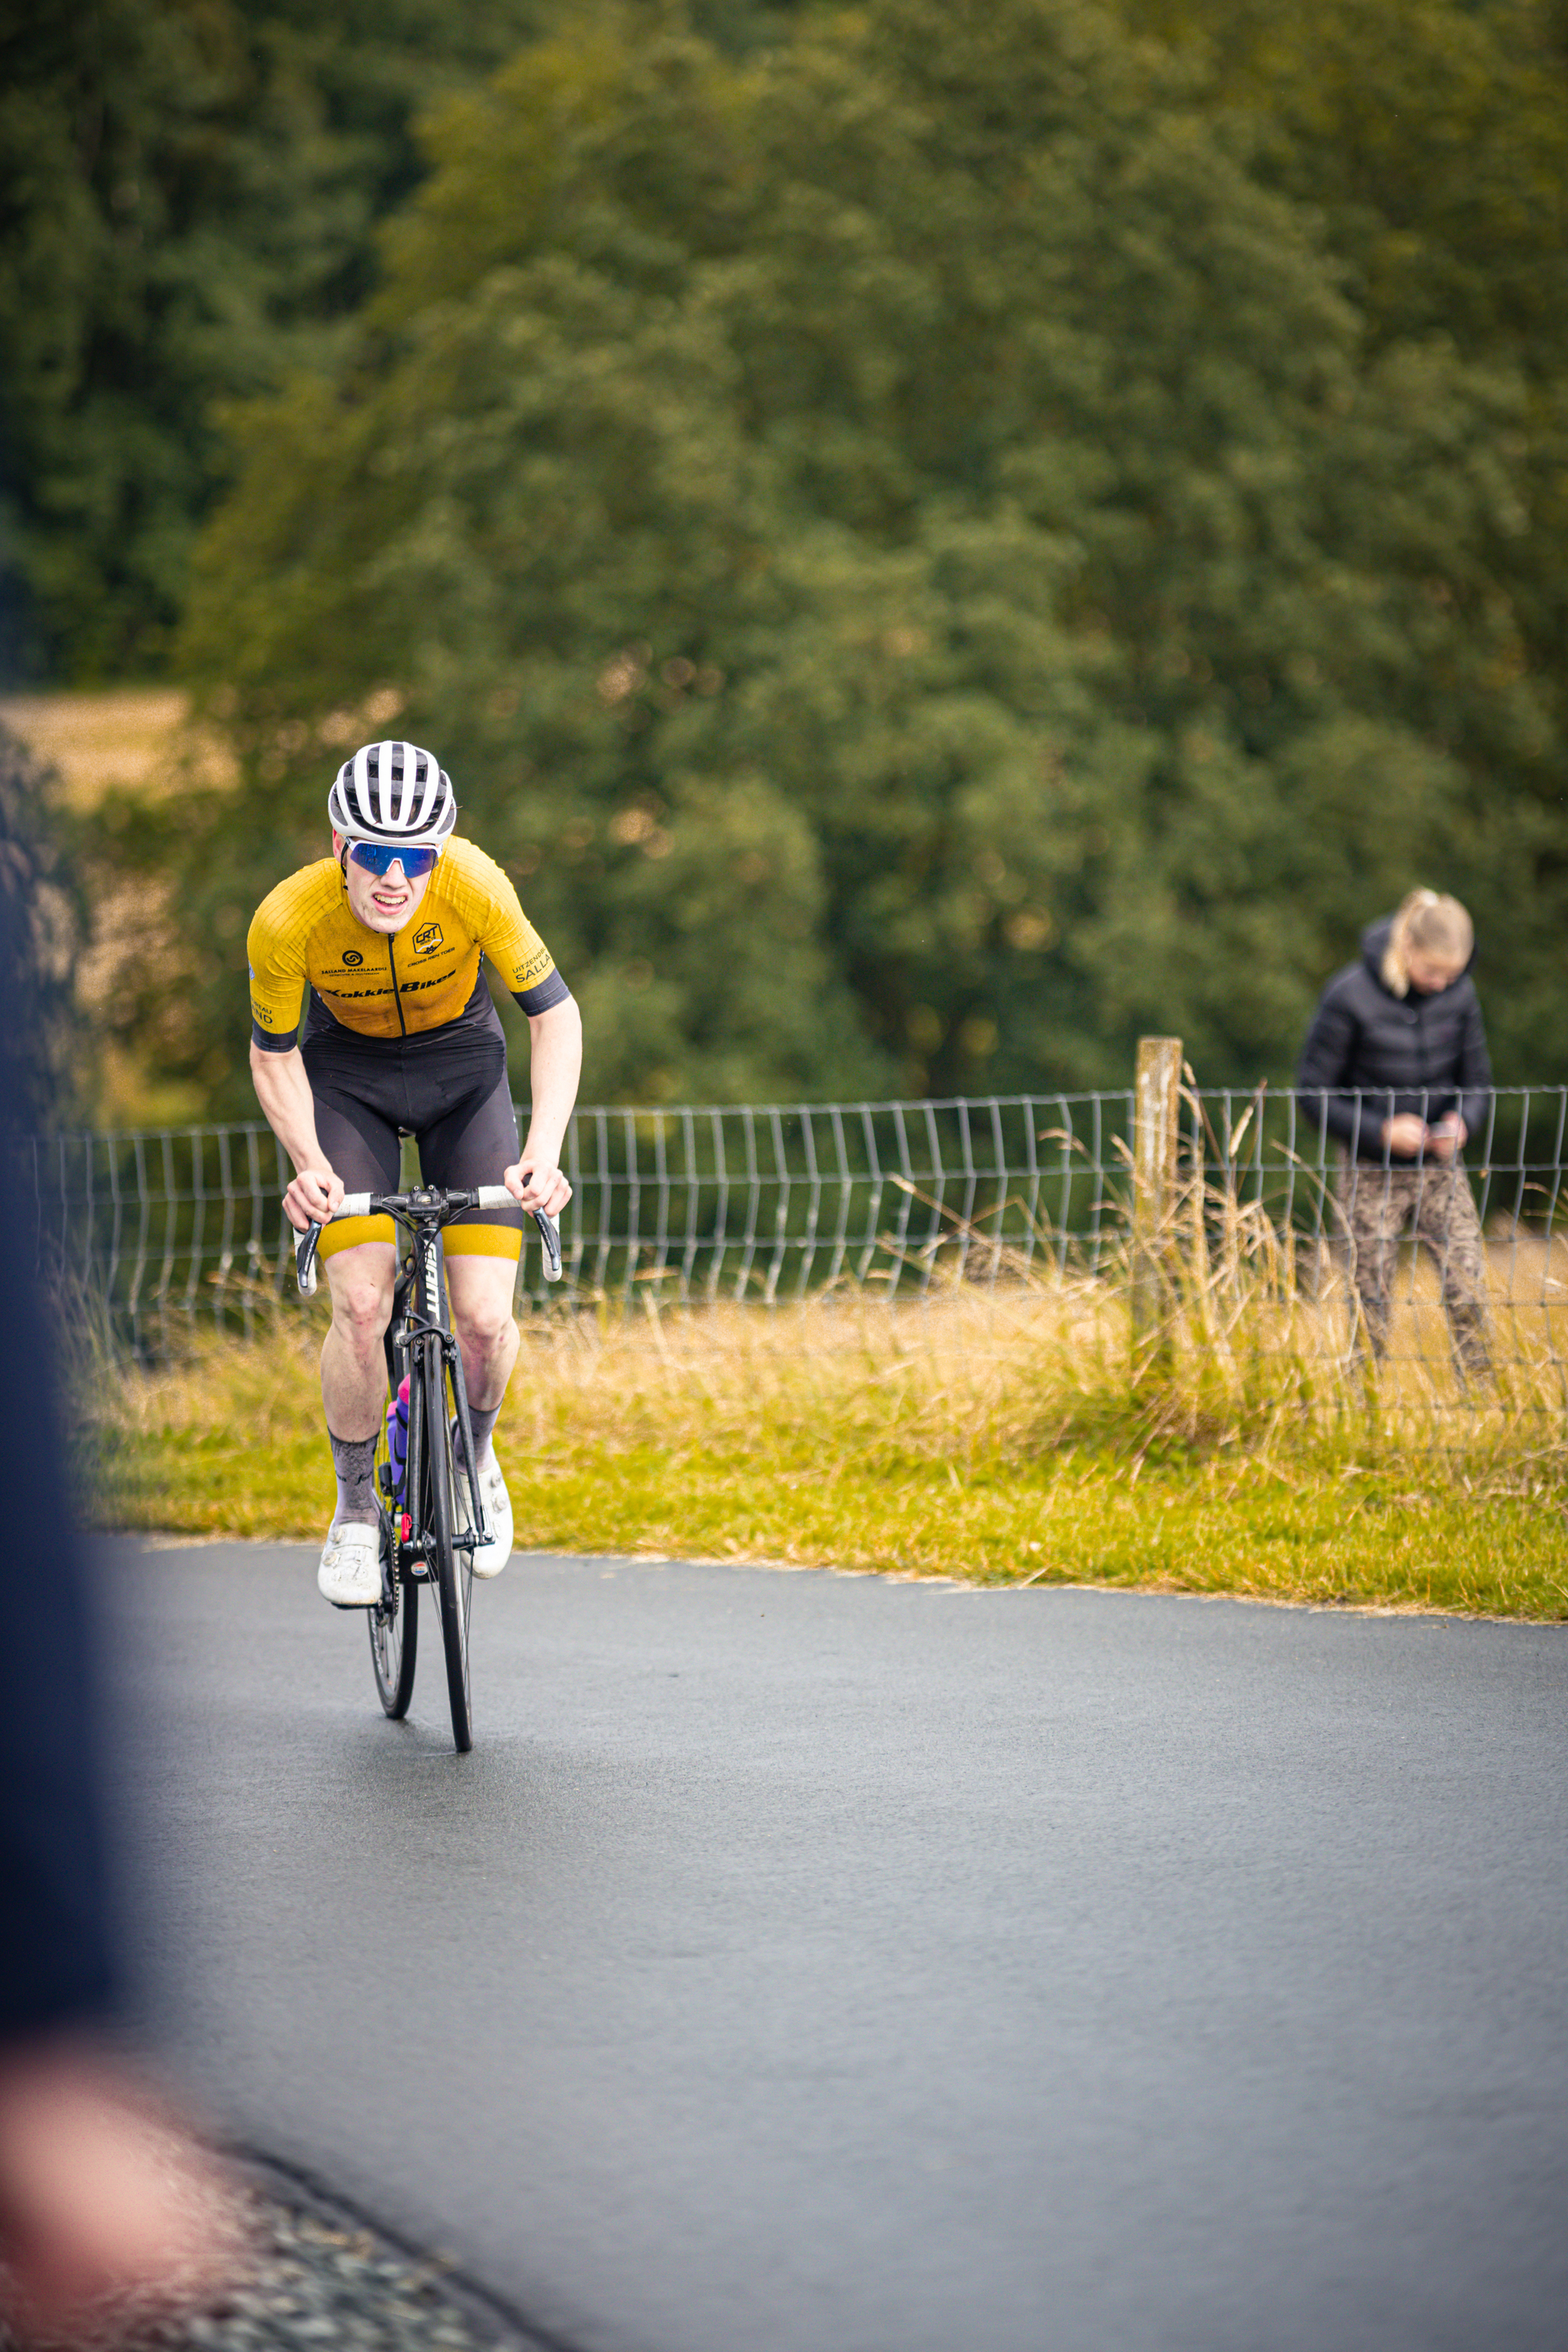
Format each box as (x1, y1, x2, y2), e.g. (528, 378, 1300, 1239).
(347, 840, 440, 879)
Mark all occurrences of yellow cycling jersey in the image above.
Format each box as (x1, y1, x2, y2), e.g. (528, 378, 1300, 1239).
(247, 835, 567, 1051)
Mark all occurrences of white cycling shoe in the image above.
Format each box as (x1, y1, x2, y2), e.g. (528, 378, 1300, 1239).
(318, 1521, 382, 1608)
(455, 1446, 514, 1580)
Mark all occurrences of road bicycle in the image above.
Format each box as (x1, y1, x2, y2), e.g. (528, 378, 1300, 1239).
(295, 1184, 562, 1752)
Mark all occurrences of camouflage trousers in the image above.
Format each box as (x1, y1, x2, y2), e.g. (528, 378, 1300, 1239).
(1336, 1157, 1490, 1379)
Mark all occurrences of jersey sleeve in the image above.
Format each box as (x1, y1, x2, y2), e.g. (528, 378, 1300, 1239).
(457, 843, 571, 1016)
(246, 891, 310, 1052)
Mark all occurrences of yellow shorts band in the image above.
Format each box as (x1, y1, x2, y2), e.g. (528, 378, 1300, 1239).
(441, 1222, 523, 1261)
(316, 1217, 523, 1265)
(318, 1214, 397, 1260)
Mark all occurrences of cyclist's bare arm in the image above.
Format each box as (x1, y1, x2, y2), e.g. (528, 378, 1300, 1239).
(249, 1040, 343, 1232)
(509, 996, 581, 1218)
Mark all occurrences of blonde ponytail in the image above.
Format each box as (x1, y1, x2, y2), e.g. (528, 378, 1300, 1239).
(1381, 888, 1474, 997)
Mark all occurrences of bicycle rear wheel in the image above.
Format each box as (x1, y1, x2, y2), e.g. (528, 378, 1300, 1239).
(368, 1516, 417, 1718)
(423, 1348, 472, 1752)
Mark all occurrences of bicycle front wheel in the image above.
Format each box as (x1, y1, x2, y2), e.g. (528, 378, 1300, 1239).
(368, 1516, 417, 1718)
(423, 1350, 472, 1752)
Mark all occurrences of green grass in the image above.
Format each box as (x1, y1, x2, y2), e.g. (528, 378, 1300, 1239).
(75, 1284, 1568, 1619)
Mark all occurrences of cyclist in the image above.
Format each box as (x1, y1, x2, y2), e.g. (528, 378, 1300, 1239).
(246, 739, 580, 1606)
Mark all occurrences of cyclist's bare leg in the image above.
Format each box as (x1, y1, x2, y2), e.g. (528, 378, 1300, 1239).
(321, 1241, 398, 1441)
(447, 1254, 521, 1416)
(314, 1240, 397, 1595)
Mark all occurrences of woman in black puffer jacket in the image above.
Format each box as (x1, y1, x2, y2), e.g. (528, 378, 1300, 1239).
(1297, 891, 1492, 1377)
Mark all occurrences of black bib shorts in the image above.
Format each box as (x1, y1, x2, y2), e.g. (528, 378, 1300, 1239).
(303, 996, 525, 1266)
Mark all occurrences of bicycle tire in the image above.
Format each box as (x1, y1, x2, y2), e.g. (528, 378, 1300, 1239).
(368, 1523, 417, 1717)
(423, 1345, 472, 1752)
(367, 1367, 417, 1719)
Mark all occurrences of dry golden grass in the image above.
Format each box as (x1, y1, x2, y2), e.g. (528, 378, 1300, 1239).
(0, 688, 247, 1126)
(0, 688, 235, 809)
(78, 1271, 1568, 1618)
(64, 1076, 1568, 1613)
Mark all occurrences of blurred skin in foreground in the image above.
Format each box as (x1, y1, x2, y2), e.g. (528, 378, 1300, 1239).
(0, 891, 244, 2341)
(0, 2045, 242, 2339)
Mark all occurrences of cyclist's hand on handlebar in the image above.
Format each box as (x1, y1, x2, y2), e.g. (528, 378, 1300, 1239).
(505, 1159, 572, 1217)
(283, 1167, 343, 1233)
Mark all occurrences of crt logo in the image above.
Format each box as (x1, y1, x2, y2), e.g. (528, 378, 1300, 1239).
(412, 921, 445, 957)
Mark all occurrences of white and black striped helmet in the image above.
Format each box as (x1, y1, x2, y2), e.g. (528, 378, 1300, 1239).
(328, 740, 456, 848)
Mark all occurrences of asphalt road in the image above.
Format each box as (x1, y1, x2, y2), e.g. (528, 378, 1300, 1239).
(108, 1541, 1568, 2352)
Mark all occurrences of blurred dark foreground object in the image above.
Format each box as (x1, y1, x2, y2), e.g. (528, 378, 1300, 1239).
(0, 881, 244, 2343)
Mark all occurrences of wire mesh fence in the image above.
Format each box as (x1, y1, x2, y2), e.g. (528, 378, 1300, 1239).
(25, 1083, 1568, 1421)
(1166, 1083, 1568, 1428)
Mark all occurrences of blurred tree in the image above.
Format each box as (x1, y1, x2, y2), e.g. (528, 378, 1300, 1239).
(1123, 0, 1568, 1080)
(1128, 0, 1568, 356)
(0, 0, 558, 682)
(153, 0, 1562, 1107)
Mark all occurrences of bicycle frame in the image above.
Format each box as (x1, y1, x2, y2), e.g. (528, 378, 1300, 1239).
(296, 1181, 561, 1588)
(391, 1197, 488, 1577)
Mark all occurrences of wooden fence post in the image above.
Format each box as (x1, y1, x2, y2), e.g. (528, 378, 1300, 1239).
(1131, 1036, 1182, 1355)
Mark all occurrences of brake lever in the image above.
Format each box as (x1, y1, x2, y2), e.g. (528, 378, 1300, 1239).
(296, 1221, 321, 1297)
(532, 1207, 563, 1283)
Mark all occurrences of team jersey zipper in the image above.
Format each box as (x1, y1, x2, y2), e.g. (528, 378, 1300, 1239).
(388, 930, 408, 1038)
